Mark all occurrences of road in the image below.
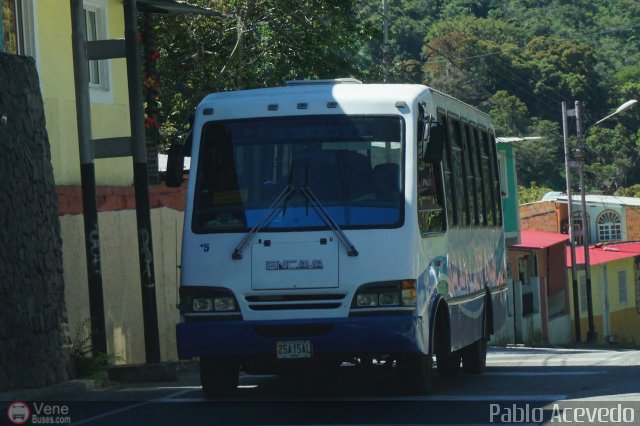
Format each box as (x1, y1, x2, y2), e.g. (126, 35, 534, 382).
(5, 346, 640, 425)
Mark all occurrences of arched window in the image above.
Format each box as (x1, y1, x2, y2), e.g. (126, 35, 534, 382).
(597, 210, 622, 242)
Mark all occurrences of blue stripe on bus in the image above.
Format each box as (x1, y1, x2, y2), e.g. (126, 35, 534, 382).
(176, 316, 424, 359)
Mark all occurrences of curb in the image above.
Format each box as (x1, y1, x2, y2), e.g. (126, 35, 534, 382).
(0, 361, 198, 401)
(106, 363, 178, 383)
(0, 380, 95, 402)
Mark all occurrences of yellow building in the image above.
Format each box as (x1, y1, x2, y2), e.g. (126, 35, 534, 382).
(2, 0, 205, 363)
(568, 242, 640, 345)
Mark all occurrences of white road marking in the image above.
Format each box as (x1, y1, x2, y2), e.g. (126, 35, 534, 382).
(483, 370, 605, 376)
(156, 393, 568, 403)
(69, 388, 196, 425)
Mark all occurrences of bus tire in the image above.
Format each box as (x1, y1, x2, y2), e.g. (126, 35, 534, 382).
(461, 337, 487, 374)
(396, 353, 432, 394)
(462, 310, 488, 374)
(199, 357, 239, 398)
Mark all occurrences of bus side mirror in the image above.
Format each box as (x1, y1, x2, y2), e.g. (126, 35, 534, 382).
(165, 142, 185, 187)
(423, 122, 444, 163)
(164, 113, 194, 187)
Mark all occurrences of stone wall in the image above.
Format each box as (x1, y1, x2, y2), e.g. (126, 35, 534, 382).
(0, 53, 69, 390)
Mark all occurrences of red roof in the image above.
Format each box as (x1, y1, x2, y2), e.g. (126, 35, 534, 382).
(512, 230, 569, 249)
(567, 242, 640, 267)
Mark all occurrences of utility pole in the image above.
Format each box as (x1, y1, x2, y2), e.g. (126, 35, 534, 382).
(574, 101, 597, 342)
(123, 0, 162, 363)
(382, 0, 389, 83)
(562, 101, 581, 343)
(71, 0, 161, 363)
(562, 98, 636, 344)
(70, 0, 107, 357)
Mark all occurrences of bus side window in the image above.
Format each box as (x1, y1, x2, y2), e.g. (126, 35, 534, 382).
(490, 134, 503, 226)
(472, 127, 487, 225)
(418, 161, 446, 234)
(439, 113, 456, 227)
(463, 123, 479, 226)
(418, 116, 446, 235)
(479, 130, 496, 226)
(448, 117, 468, 226)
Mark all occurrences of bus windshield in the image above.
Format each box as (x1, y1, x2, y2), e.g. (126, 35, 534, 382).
(192, 115, 404, 233)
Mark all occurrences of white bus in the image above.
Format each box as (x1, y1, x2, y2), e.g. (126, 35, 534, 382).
(171, 79, 508, 396)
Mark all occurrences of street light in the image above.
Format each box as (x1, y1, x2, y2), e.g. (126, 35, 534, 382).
(562, 99, 638, 343)
(594, 99, 638, 126)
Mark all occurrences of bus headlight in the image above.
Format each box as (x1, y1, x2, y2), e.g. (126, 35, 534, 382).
(379, 292, 401, 306)
(214, 296, 236, 312)
(356, 293, 379, 307)
(351, 280, 417, 309)
(193, 297, 214, 312)
(179, 286, 240, 315)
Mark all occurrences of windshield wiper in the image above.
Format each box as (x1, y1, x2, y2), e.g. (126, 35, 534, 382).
(232, 157, 359, 259)
(231, 184, 295, 259)
(299, 185, 359, 257)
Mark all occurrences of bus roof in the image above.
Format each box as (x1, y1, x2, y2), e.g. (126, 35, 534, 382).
(197, 82, 492, 127)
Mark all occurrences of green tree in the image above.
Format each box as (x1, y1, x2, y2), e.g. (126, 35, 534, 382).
(615, 184, 640, 198)
(354, 0, 440, 83)
(513, 119, 564, 190)
(584, 124, 637, 193)
(148, 0, 640, 194)
(518, 182, 553, 204)
(154, 0, 361, 146)
(519, 36, 601, 121)
(488, 91, 529, 136)
(421, 17, 527, 106)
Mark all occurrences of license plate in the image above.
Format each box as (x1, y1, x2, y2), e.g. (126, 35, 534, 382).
(276, 340, 312, 359)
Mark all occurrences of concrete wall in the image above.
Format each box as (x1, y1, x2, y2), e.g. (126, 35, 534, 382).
(548, 314, 571, 345)
(57, 184, 185, 364)
(568, 257, 640, 344)
(0, 53, 70, 390)
(610, 308, 640, 345)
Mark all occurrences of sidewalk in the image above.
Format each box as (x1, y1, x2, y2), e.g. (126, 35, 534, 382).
(0, 379, 96, 402)
(0, 361, 195, 402)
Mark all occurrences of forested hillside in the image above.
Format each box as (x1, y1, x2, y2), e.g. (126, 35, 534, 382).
(153, 0, 640, 196)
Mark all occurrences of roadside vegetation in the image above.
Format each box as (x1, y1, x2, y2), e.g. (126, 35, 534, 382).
(150, 0, 639, 199)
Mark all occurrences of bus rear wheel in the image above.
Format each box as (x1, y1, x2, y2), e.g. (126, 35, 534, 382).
(396, 353, 432, 394)
(462, 306, 489, 374)
(199, 357, 239, 398)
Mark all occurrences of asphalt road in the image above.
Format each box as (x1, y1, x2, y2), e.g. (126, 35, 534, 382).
(4, 346, 640, 426)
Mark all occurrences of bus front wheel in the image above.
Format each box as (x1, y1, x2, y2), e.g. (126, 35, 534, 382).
(199, 357, 239, 398)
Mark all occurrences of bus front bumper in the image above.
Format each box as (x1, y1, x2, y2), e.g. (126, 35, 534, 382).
(176, 315, 425, 359)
